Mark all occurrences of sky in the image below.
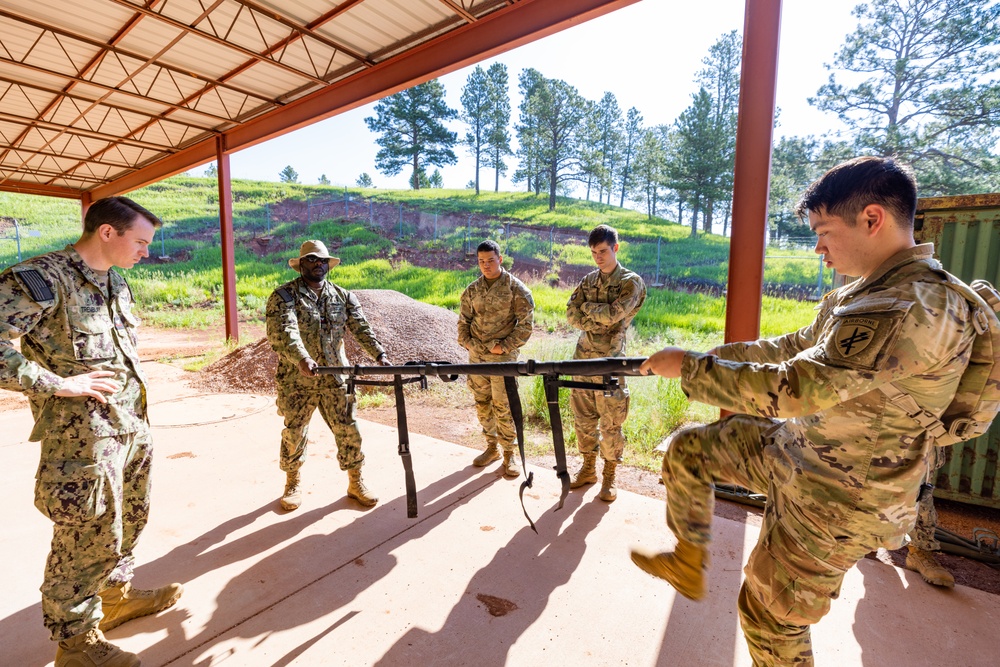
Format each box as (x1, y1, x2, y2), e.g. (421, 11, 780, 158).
(201, 0, 863, 192)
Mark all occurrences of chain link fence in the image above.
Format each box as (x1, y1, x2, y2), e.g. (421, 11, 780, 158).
(3, 192, 830, 299)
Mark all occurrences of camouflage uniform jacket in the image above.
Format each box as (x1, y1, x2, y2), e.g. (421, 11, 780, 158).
(0, 246, 147, 442)
(681, 244, 976, 547)
(266, 277, 385, 390)
(566, 262, 647, 359)
(458, 269, 534, 358)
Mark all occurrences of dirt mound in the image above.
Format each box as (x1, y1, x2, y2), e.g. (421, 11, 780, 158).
(197, 289, 466, 394)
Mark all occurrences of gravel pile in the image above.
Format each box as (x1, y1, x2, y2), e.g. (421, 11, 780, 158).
(197, 289, 467, 394)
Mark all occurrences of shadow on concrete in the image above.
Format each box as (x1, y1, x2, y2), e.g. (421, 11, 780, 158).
(0, 464, 500, 667)
(372, 490, 608, 666)
(155, 466, 501, 666)
(652, 523, 748, 666)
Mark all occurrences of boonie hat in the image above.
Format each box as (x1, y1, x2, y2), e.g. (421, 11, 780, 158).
(289, 240, 340, 269)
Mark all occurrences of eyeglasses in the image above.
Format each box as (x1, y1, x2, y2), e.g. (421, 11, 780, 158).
(300, 255, 329, 265)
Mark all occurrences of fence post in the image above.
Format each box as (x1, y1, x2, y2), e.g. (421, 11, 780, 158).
(655, 237, 661, 285)
(160, 226, 166, 258)
(344, 187, 349, 217)
(13, 218, 22, 263)
(816, 254, 824, 297)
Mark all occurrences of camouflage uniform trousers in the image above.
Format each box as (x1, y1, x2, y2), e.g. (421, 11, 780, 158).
(35, 429, 153, 641)
(278, 384, 364, 472)
(911, 447, 945, 551)
(570, 376, 629, 462)
(467, 349, 518, 452)
(663, 415, 873, 667)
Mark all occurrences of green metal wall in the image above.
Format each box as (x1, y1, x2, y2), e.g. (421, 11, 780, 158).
(915, 194, 1000, 509)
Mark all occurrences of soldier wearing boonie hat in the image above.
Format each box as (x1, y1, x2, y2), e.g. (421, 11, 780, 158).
(266, 240, 388, 511)
(287, 239, 341, 269)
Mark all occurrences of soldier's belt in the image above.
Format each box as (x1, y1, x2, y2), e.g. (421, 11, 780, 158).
(315, 357, 647, 531)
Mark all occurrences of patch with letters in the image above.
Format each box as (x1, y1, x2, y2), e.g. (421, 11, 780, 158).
(821, 297, 913, 370)
(12, 268, 55, 304)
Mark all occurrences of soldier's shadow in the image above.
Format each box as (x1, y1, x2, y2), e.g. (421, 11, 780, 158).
(372, 491, 608, 667)
(135, 465, 502, 665)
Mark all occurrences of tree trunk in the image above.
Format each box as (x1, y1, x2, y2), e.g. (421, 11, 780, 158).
(690, 199, 700, 238)
(475, 152, 480, 195)
(548, 164, 558, 211)
(703, 199, 714, 234)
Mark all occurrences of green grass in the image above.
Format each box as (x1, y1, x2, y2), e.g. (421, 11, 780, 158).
(1, 177, 822, 475)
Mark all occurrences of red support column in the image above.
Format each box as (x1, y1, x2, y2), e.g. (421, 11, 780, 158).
(216, 135, 239, 344)
(81, 191, 93, 225)
(725, 0, 782, 344)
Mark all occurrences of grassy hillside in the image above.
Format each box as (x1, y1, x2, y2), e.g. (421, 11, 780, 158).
(0, 176, 819, 338)
(0, 177, 821, 467)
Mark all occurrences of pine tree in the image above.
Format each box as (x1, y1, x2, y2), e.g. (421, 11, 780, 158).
(365, 80, 458, 190)
(811, 0, 1000, 193)
(484, 63, 512, 193)
(460, 66, 490, 195)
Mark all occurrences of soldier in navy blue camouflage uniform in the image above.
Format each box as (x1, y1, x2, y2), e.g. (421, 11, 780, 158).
(0, 197, 183, 667)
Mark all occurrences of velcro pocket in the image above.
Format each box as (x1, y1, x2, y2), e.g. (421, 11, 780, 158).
(70, 311, 115, 360)
(34, 460, 107, 525)
(821, 297, 914, 371)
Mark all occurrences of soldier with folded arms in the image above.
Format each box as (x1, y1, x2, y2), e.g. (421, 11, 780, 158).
(566, 224, 646, 503)
(0, 196, 183, 667)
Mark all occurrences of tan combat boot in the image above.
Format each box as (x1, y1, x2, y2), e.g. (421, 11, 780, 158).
(630, 539, 710, 601)
(502, 450, 521, 478)
(347, 468, 378, 507)
(905, 545, 955, 587)
(599, 460, 618, 502)
(570, 452, 598, 488)
(280, 470, 302, 511)
(99, 581, 184, 632)
(55, 628, 140, 667)
(473, 443, 501, 467)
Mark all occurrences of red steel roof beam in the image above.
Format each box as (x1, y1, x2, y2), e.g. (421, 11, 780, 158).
(216, 135, 239, 343)
(89, 0, 641, 199)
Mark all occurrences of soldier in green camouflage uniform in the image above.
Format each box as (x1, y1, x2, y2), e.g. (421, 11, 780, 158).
(458, 240, 534, 476)
(633, 158, 976, 666)
(266, 240, 388, 512)
(566, 225, 646, 502)
(0, 197, 182, 667)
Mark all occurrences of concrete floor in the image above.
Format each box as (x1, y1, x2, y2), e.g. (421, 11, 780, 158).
(1, 362, 998, 666)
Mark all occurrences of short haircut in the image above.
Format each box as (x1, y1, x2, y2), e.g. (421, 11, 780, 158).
(477, 239, 501, 255)
(588, 224, 619, 247)
(795, 156, 917, 228)
(84, 196, 163, 235)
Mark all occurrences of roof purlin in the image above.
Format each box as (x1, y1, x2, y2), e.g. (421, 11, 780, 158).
(88, 0, 640, 200)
